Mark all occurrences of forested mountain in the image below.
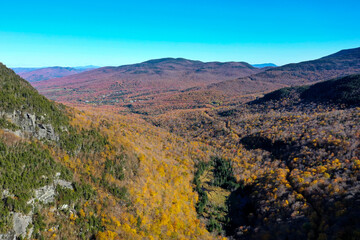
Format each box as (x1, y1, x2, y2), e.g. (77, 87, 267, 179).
(0, 63, 215, 239)
(209, 47, 360, 95)
(32, 58, 263, 103)
(152, 74, 360, 239)
(29, 48, 360, 116)
(1, 48, 360, 240)
(253, 74, 360, 106)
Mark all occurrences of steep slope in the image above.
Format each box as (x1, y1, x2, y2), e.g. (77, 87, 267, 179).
(253, 74, 360, 107)
(0, 63, 77, 238)
(32, 58, 263, 103)
(0, 63, 69, 140)
(301, 74, 360, 105)
(0, 62, 215, 239)
(3, 57, 360, 240)
(209, 47, 360, 95)
(17, 66, 96, 82)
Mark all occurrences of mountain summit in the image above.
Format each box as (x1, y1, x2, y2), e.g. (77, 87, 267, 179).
(32, 58, 263, 103)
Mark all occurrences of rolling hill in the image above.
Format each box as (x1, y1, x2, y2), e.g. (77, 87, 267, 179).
(30, 47, 360, 115)
(32, 58, 263, 103)
(11, 67, 39, 74)
(209, 47, 360, 95)
(16, 66, 97, 82)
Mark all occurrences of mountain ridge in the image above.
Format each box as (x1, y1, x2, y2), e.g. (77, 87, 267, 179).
(2, 48, 360, 239)
(251, 73, 360, 107)
(208, 47, 360, 95)
(32, 58, 264, 103)
(15, 66, 97, 82)
(252, 63, 277, 68)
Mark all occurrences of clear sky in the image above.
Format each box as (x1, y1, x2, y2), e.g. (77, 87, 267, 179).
(1, 0, 359, 67)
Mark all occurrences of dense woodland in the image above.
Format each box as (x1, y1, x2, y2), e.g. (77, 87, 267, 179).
(0, 56, 360, 240)
(151, 74, 360, 239)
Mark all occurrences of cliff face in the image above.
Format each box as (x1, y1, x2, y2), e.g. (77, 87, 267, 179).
(0, 63, 74, 239)
(0, 173, 73, 240)
(0, 110, 59, 141)
(0, 62, 70, 142)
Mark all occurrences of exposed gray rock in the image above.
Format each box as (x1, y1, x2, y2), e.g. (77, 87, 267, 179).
(34, 185, 56, 204)
(1, 189, 14, 199)
(59, 204, 69, 210)
(27, 176, 73, 205)
(13, 130, 22, 137)
(1, 175, 74, 239)
(55, 179, 73, 190)
(12, 213, 32, 238)
(38, 123, 57, 140)
(1, 110, 59, 141)
(0, 231, 16, 240)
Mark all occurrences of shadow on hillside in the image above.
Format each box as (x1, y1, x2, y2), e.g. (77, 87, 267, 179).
(240, 135, 301, 164)
(225, 185, 255, 237)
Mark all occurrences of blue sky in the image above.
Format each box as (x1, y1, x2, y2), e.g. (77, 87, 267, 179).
(1, 0, 359, 67)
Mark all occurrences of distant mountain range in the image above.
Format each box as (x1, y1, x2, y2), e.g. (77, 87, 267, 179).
(2, 48, 360, 240)
(208, 47, 360, 95)
(252, 63, 277, 68)
(30, 47, 360, 111)
(73, 65, 100, 70)
(32, 58, 264, 102)
(11, 67, 39, 74)
(12, 66, 99, 82)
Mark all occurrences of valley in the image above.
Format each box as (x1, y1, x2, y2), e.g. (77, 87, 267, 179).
(1, 47, 360, 240)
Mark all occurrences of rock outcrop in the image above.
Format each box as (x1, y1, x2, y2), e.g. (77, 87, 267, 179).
(12, 213, 32, 239)
(0, 173, 73, 239)
(0, 231, 16, 240)
(0, 110, 59, 141)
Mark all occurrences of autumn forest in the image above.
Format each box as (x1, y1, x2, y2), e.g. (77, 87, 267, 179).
(1, 46, 360, 240)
